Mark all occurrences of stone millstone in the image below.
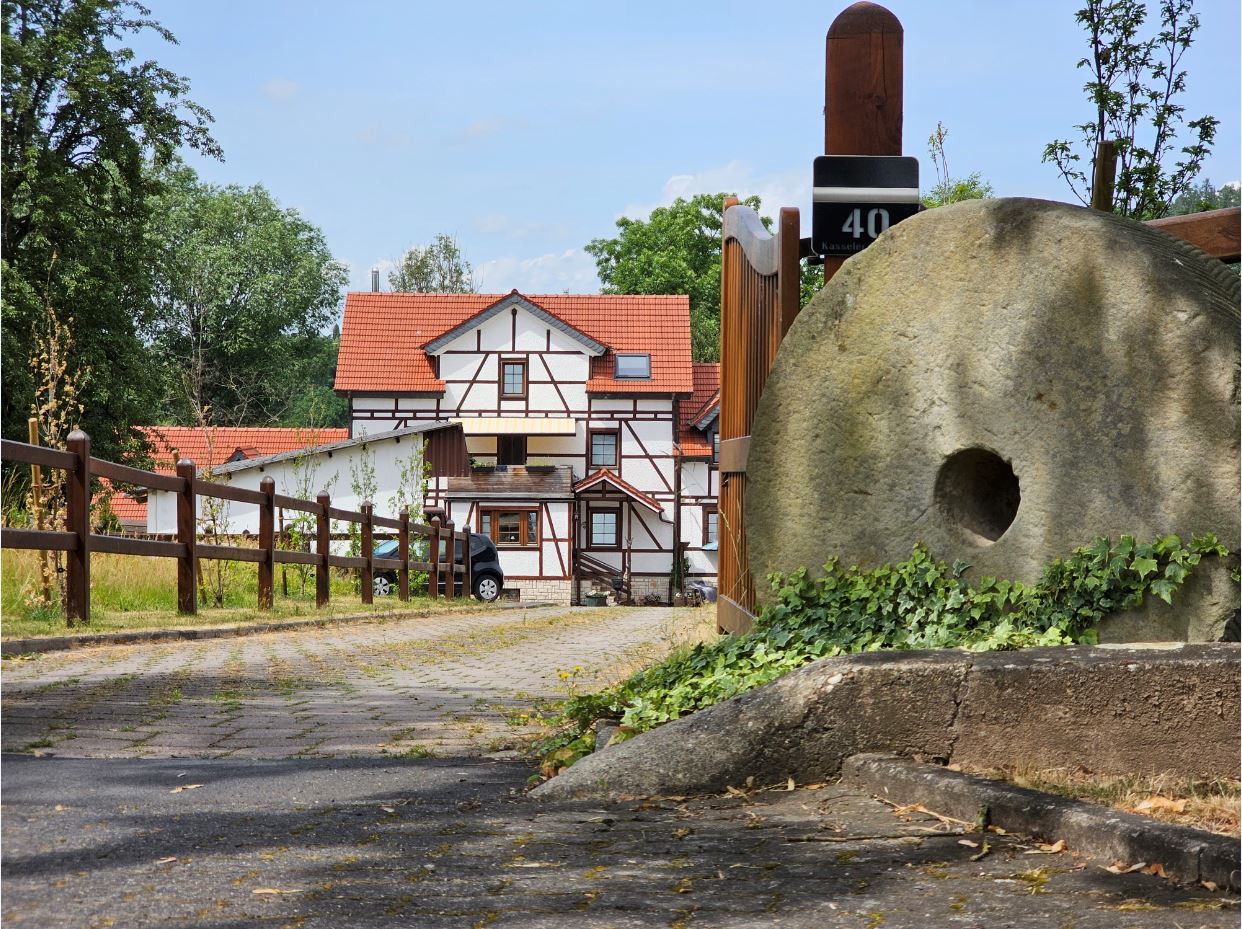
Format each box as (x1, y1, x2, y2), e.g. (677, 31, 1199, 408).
(746, 198, 1240, 638)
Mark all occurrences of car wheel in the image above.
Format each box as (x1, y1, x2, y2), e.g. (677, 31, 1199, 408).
(474, 574, 501, 602)
(373, 574, 393, 597)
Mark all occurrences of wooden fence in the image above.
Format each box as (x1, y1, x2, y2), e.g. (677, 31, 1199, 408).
(1, 430, 471, 625)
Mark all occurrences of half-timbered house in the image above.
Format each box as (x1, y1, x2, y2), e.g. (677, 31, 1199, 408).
(335, 290, 719, 604)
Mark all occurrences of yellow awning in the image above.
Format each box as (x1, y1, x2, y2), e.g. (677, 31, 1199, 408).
(453, 417, 577, 436)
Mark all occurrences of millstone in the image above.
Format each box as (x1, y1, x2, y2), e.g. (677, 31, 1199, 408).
(746, 198, 1240, 640)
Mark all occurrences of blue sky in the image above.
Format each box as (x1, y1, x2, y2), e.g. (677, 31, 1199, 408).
(133, 0, 1240, 298)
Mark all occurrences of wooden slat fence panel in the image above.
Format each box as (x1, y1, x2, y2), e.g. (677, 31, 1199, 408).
(716, 202, 802, 634)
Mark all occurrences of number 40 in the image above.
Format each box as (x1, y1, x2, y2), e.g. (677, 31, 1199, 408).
(842, 207, 890, 239)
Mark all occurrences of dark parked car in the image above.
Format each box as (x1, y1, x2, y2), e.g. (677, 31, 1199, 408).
(372, 533, 504, 602)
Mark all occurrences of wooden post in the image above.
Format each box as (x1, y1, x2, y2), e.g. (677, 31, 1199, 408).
(398, 508, 410, 601)
(429, 516, 442, 598)
(316, 491, 330, 608)
(27, 417, 50, 605)
(822, 2, 905, 285)
(462, 523, 472, 599)
(361, 501, 374, 605)
(1091, 139, 1119, 212)
(444, 520, 456, 599)
(258, 476, 275, 609)
(65, 430, 90, 626)
(175, 459, 197, 614)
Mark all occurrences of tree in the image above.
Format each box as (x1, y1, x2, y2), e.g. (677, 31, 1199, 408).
(2, 0, 220, 460)
(388, 234, 475, 293)
(1042, 0, 1218, 219)
(586, 194, 761, 362)
(1166, 178, 1240, 216)
(145, 163, 348, 427)
(921, 122, 994, 209)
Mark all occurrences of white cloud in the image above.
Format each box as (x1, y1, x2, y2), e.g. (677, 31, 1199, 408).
(476, 249, 599, 294)
(446, 117, 526, 145)
(260, 78, 300, 102)
(620, 160, 810, 221)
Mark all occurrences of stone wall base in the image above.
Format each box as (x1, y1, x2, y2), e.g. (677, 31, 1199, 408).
(503, 579, 573, 605)
(577, 576, 672, 605)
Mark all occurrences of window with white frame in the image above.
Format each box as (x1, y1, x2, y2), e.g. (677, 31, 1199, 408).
(614, 353, 651, 378)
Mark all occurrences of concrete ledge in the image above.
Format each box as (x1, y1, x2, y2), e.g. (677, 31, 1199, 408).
(842, 752, 1240, 890)
(532, 643, 1240, 802)
(0, 601, 557, 656)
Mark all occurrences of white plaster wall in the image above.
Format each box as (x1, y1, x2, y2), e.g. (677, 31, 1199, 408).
(148, 434, 427, 535)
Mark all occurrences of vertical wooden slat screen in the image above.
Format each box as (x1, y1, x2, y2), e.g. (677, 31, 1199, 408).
(716, 203, 801, 634)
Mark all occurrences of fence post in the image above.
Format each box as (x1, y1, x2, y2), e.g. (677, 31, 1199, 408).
(462, 523, 473, 599)
(361, 501, 374, 605)
(398, 508, 410, 601)
(65, 430, 91, 626)
(443, 520, 457, 598)
(429, 516, 442, 598)
(175, 459, 197, 614)
(258, 476, 275, 609)
(316, 491, 330, 608)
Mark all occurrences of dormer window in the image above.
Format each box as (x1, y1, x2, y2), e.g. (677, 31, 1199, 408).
(615, 353, 651, 379)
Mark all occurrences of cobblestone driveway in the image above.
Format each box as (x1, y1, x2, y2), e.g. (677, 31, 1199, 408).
(1, 606, 709, 759)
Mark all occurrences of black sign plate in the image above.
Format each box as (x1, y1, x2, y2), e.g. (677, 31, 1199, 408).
(812, 155, 920, 256)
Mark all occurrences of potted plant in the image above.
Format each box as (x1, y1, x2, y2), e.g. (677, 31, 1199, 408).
(471, 456, 497, 471)
(527, 457, 556, 472)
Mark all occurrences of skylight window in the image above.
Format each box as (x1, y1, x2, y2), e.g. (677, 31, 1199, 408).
(614, 353, 651, 379)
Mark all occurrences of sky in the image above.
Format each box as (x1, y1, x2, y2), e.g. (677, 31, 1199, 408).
(131, 0, 1241, 300)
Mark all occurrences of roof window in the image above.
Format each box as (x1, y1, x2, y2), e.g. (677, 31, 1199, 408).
(614, 353, 651, 379)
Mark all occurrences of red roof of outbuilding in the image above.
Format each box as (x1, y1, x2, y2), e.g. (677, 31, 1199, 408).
(95, 426, 347, 528)
(679, 363, 720, 457)
(335, 292, 693, 395)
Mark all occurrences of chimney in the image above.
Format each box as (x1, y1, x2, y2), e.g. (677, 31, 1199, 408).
(370, 267, 380, 292)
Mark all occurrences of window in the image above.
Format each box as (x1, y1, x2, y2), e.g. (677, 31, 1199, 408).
(501, 359, 527, 398)
(704, 505, 718, 545)
(480, 508, 539, 547)
(589, 429, 619, 470)
(712, 430, 720, 464)
(589, 507, 620, 548)
(614, 353, 651, 379)
(497, 435, 527, 466)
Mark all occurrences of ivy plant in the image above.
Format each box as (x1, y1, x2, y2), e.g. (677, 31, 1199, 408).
(542, 533, 1228, 763)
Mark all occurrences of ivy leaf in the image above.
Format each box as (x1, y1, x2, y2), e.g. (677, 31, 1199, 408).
(1131, 556, 1158, 579)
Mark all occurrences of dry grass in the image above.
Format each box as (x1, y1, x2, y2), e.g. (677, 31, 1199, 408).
(970, 763, 1240, 837)
(1, 549, 491, 640)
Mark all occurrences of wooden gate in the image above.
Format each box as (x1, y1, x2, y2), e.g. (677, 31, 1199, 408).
(716, 205, 801, 633)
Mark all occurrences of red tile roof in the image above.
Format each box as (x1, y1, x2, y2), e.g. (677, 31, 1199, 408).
(335, 292, 693, 395)
(573, 468, 664, 513)
(94, 426, 347, 529)
(679, 363, 720, 457)
(141, 426, 347, 472)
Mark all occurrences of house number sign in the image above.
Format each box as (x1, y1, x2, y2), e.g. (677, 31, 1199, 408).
(811, 155, 920, 256)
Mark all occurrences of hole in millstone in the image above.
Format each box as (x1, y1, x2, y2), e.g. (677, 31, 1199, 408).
(934, 447, 1021, 545)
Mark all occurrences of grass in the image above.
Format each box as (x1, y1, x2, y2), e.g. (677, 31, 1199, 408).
(2, 549, 492, 640)
(969, 763, 1240, 837)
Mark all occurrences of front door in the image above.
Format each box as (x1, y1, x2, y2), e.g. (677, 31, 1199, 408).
(498, 435, 527, 466)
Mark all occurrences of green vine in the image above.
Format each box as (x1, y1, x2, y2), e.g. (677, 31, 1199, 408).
(545, 533, 1229, 759)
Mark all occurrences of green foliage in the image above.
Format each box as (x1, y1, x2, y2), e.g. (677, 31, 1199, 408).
(553, 534, 1228, 745)
(2, 0, 220, 460)
(145, 162, 348, 426)
(921, 121, 994, 209)
(1043, 0, 1219, 219)
(388, 233, 475, 293)
(1167, 178, 1241, 216)
(586, 193, 764, 362)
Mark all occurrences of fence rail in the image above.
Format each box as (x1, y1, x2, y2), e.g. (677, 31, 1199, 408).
(1, 430, 471, 626)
